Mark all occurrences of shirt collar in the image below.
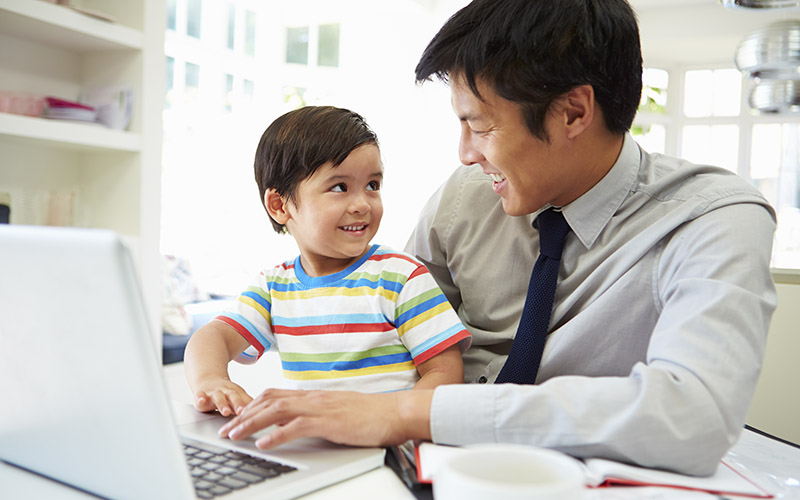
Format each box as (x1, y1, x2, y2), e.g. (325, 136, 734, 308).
(560, 133, 641, 249)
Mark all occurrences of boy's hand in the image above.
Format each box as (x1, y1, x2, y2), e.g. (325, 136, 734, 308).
(193, 378, 253, 417)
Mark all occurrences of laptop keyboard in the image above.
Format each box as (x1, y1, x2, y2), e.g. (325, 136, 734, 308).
(182, 437, 297, 499)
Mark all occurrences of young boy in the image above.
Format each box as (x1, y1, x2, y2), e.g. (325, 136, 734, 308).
(185, 106, 471, 416)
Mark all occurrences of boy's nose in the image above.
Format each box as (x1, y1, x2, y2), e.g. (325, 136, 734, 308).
(349, 195, 371, 214)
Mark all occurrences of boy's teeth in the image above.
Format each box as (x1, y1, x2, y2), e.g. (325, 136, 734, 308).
(490, 173, 506, 183)
(342, 225, 366, 231)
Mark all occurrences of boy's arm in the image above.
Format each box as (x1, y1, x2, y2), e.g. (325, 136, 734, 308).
(184, 321, 253, 416)
(412, 344, 464, 390)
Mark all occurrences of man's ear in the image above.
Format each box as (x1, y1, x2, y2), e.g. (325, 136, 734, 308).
(561, 84, 595, 139)
(265, 189, 291, 225)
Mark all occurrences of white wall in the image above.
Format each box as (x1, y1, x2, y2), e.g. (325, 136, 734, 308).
(747, 273, 800, 445)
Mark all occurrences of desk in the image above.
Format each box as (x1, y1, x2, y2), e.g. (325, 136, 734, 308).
(2, 358, 799, 499)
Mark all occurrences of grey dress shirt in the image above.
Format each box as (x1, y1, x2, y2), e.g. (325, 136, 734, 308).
(405, 134, 777, 475)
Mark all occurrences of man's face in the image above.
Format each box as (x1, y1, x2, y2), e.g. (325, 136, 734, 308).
(450, 74, 575, 215)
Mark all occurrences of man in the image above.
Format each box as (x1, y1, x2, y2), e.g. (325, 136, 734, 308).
(220, 0, 776, 475)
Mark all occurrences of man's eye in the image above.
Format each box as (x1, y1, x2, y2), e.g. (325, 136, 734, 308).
(331, 183, 347, 192)
(367, 181, 381, 191)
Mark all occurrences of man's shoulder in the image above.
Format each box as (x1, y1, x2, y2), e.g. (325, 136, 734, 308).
(638, 152, 771, 211)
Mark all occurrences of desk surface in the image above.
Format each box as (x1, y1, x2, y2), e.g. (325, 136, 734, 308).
(3, 359, 799, 500)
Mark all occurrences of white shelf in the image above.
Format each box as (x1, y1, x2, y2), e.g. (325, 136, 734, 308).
(0, 112, 141, 152)
(0, 0, 143, 51)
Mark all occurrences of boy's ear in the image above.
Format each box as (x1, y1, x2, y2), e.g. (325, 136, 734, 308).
(265, 189, 291, 225)
(560, 84, 595, 139)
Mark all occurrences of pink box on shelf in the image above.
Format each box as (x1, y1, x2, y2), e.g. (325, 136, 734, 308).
(0, 92, 47, 117)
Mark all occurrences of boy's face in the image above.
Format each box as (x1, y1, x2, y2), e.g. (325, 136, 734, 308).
(283, 144, 383, 277)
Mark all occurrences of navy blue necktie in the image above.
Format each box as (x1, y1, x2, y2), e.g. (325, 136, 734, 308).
(495, 208, 571, 384)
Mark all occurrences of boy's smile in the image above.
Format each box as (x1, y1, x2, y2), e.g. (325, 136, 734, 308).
(276, 144, 384, 277)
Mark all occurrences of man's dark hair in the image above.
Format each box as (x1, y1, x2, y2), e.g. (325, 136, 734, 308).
(415, 0, 643, 140)
(254, 106, 379, 233)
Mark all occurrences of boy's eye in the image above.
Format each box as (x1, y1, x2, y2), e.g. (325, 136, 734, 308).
(367, 180, 381, 191)
(330, 183, 347, 192)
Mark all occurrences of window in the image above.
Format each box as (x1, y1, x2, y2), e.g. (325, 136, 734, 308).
(187, 0, 202, 39)
(243, 79, 255, 99)
(244, 10, 256, 57)
(286, 26, 309, 64)
(751, 123, 800, 268)
(226, 4, 235, 50)
(185, 62, 200, 88)
(632, 68, 669, 154)
(167, 0, 177, 31)
(633, 64, 800, 269)
(682, 124, 739, 172)
(317, 23, 340, 67)
(224, 73, 234, 112)
(165, 57, 175, 109)
(683, 69, 740, 118)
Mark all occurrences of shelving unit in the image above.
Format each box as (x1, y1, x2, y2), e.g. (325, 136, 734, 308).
(0, 0, 166, 350)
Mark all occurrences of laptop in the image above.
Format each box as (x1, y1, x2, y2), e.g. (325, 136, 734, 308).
(0, 225, 385, 500)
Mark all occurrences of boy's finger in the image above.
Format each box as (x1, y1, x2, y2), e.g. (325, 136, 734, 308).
(209, 391, 234, 416)
(194, 393, 216, 412)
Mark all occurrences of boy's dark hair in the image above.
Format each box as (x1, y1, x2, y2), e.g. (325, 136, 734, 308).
(254, 106, 379, 233)
(414, 0, 643, 141)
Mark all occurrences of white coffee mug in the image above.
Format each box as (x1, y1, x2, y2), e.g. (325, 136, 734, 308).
(432, 444, 586, 500)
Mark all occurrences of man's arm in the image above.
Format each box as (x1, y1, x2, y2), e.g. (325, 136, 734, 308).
(430, 202, 777, 476)
(219, 388, 434, 450)
(184, 321, 254, 416)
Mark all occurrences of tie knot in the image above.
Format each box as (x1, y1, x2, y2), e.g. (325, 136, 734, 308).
(535, 208, 571, 259)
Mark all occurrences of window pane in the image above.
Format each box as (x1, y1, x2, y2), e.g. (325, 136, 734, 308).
(224, 73, 233, 112)
(710, 125, 739, 172)
(639, 68, 668, 114)
(243, 79, 255, 98)
(167, 0, 177, 31)
(755, 124, 800, 268)
(187, 0, 202, 39)
(751, 124, 782, 180)
(631, 124, 665, 154)
(165, 56, 174, 109)
(712, 69, 741, 117)
(318, 23, 340, 67)
(226, 4, 235, 50)
(244, 11, 256, 56)
(286, 26, 309, 64)
(684, 70, 713, 118)
(684, 69, 741, 118)
(185, 62, 200, 88)
(682, 124, 739, 172)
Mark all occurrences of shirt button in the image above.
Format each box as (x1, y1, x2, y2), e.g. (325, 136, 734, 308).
(478, 376, 488, 384)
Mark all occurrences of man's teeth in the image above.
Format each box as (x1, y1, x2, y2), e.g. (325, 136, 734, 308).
(341, 225, 366, 231)
(490, 173, 506, 183)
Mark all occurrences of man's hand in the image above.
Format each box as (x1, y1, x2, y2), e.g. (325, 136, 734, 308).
(218, 388, 434, 450)
(193, 378, 253, 416)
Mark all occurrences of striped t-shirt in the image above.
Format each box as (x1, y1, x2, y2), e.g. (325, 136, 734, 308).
(215, 244, 471, 393)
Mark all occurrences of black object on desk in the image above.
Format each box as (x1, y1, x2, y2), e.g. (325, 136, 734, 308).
(0, 204, 9, 224)
(385, 445, 432, 500)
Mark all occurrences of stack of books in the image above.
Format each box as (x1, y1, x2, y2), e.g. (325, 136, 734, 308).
(41, 97, 98, 124)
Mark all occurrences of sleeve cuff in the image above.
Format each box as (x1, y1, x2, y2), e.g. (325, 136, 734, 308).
(431, 384, 497, 445)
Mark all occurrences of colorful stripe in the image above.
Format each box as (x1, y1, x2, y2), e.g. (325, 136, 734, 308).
(216, 244, 470, 392)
